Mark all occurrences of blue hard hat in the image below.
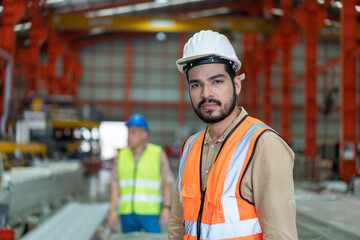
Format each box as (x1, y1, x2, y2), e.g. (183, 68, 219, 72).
(126, 114, 149, 131)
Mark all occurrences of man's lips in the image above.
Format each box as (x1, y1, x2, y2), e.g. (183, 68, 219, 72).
(198, 98, 222, 109)
(201, 102, 218, 110)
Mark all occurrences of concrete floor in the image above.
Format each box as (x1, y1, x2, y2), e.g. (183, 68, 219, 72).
(19, 168, 360, 240)
(84, 169, 360, 240)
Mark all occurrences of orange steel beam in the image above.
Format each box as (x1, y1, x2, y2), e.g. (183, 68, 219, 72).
(0, 0, 26, 116)
(295, 1, 327, 159)
(339, 0, 357, 181)
(124, 36, 133, 120)
(178, 33, 186, 126)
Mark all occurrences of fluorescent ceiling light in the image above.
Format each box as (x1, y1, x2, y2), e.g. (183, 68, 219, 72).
(97, 8, 116, 17)
(185, 7, 230, 19)
(156, 32, 167, 41)
(46, 0, 65, 4)
(86, 0, 206, 17)
(324, 18, 340, 27)
(270, 8, 283, 16)
(356, 5, 360, 12)
(14, 22, 32, 32)
(148, 19, 175, 27)
(330, 1, 342, 8)
(90, 27, 106, 35)
(134, 3, 152, 11)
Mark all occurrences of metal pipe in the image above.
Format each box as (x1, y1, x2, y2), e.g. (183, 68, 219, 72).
(0, 48, 13, 139)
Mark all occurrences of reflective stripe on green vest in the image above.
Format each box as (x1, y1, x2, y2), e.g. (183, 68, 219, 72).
(118, 143, 162, 215)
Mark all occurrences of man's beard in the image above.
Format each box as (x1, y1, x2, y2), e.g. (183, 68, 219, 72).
(192, 88, 237, 124)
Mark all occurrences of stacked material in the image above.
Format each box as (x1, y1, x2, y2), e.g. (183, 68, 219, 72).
(20, 202, 109, 240)
(1, 161, 83, 226)
(47, 162, 83, 204)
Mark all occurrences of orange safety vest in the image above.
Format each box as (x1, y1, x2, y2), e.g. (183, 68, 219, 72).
(178, 115, 277, 240)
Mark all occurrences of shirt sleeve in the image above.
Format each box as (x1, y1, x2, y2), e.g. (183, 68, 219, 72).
(243, 131, 298, 240)
(168, 177, 186, 239)
(160, 150, 175, 185)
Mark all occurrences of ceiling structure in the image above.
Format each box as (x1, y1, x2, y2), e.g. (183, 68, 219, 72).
(0, 0, 353, 44)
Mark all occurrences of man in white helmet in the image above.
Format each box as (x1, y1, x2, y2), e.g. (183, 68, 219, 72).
(168, 30, 297, 240)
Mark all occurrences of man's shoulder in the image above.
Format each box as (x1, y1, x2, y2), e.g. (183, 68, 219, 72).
(257, 130, 294, 156)
(147, 142, 163, 151)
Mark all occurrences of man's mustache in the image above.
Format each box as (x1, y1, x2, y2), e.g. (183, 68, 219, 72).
(198, 98, 222, 108)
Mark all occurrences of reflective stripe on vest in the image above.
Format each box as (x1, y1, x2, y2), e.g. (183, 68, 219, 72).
(178, 116, 274, 240)
(118, 143, 162, 215)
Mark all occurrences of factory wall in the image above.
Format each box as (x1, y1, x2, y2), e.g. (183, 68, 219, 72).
(75, 32, 356, 155)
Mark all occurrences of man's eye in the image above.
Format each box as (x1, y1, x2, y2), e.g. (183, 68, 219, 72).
(214, 80, 223, 84)
(191, 83, 200, 88)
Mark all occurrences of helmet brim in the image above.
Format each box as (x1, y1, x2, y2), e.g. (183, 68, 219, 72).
(176, 53, 241, 74)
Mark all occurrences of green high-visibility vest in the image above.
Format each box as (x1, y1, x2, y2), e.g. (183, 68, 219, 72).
(118, 143, 162, 215)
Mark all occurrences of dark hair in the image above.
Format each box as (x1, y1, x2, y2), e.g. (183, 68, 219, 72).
(185, 63, 236, 82)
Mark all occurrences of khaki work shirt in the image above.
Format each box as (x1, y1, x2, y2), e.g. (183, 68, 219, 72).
(168, 107, 298, 240)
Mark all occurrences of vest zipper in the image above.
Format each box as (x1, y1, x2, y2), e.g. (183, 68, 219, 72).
(197, 190, 205, 240)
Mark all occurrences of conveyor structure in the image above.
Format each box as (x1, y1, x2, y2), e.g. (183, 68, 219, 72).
(20, 202, 109, 240)
(0, 161, 83, 226)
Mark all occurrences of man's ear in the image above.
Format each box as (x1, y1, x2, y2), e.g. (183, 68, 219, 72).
(234, 75, 242, 95)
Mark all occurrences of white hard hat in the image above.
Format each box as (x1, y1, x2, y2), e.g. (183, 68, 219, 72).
(176, 30, 242, 74)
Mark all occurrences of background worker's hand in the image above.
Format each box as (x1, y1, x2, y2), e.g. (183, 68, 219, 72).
(160, 207, 171, 227)
(107, 210, 118, 232)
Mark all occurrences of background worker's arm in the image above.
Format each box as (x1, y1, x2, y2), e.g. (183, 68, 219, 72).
(108, 157, 119, 231)
(160, 150, 175, 227)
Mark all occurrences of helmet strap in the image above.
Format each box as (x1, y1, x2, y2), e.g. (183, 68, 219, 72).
(183, 57, 236, 74)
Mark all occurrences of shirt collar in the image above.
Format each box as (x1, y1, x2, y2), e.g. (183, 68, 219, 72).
(204, 107, 248, 145)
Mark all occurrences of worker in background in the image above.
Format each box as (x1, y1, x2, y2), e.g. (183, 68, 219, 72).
(168, 30, 298, 240)
(108, 114, 174, 233)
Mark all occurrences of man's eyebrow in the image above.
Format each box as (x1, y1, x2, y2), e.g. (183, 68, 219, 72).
(188, 79, 200, 84)
(209, 74, 226, 80)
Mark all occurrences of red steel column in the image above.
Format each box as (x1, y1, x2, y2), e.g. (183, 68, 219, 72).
(0, 0, 26, 115)
(340, 0, 357, 181)
(295, 1, 326, 159)
(242, 34, 251, 112)
(272, 0, 297, 142)
(61, 50, 71, 95)
(178, 33, 186, 126)
(262, 41, 276, 125)
(250, 34, 258, 117)
(28, 0, 48, 94)
(124, 36, 133, 120)
(71, 47, 83, 97)
(47, 32, 65, 95)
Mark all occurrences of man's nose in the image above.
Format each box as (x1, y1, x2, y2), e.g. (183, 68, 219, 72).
(202, 84, 213, 99)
